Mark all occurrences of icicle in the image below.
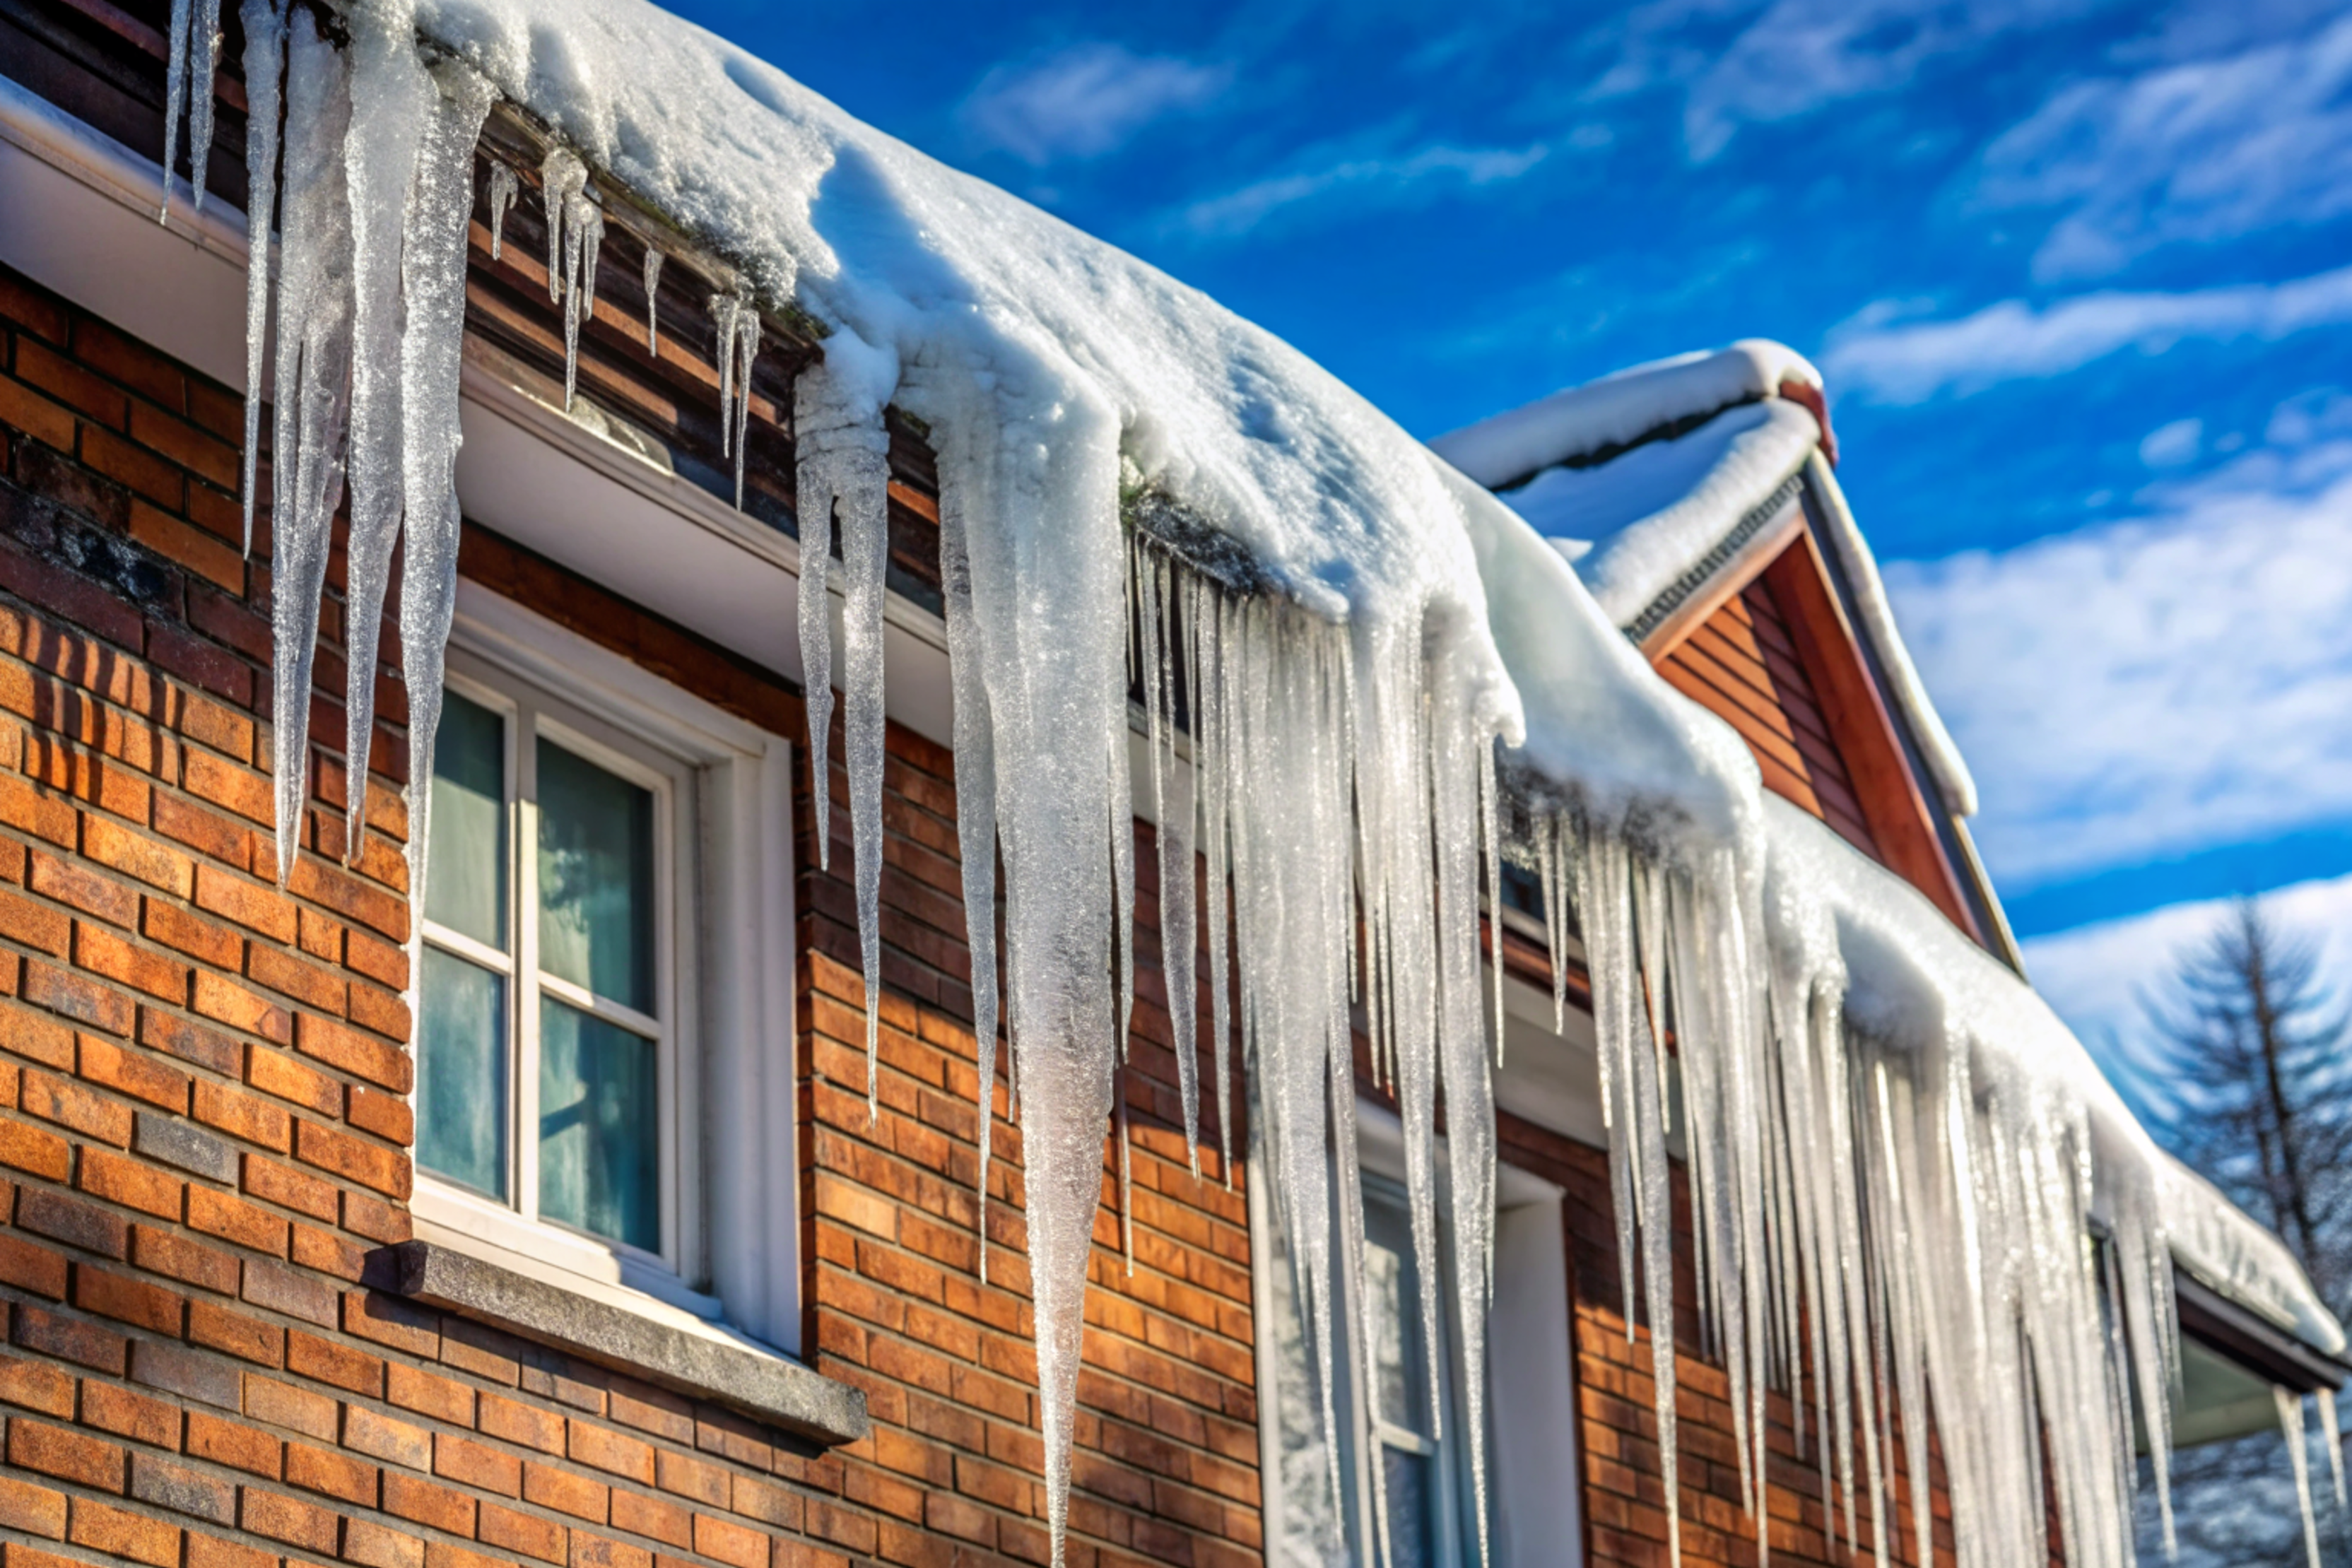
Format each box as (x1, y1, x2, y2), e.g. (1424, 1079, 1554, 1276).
(236, 0, 286, 558)
(266, 8, 355, 883)
(160, 0, 190, 222)
(795, 353, 893, 1122)
(2283, 1386, 2324, 1568)
(2323, 1386, 2347, 1512)
(187, 0, 222, 212)
(396, 61, 498, 937)
(1116, 1076, 1136, 1278)
(487, 163, 517, 259)
(538, 147, 599, 406)
(540, 146, 582, 302)
(939, 468, 1000, 1280)
(712, 286, 760, 507)
(1141, 549, 1201, 1176)
(642, 247, 663, 353)
(337, 0, 433, 859)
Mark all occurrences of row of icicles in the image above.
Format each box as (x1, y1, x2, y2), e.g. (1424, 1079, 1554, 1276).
(156, 7, 2343, 1568)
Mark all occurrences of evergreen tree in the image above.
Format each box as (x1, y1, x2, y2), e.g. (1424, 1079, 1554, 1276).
(2129, 902, 2352, 1567)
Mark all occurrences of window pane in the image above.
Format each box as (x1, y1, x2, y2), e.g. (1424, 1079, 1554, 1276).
(417, 947, 507, 1198)
(428, 693, 506, 948)
(1380, 1444, 1439, 1568)
(1363, 1186, 1433, 1436)
(538, 1000, 659, 1250)
(536, 740, 654, 1012)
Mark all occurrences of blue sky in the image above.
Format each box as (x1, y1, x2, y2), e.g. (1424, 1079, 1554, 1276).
(670, 0, 2352, 1054)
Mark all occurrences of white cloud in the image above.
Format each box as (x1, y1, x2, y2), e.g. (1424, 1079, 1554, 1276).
(1173, 142, 1548, 240)
(1821, 261, 2352, 403)
(1973, 13, 2352, 279)
(2023, 873, 2352, 1084)
(962, 43, 1230, 166)
(1882, 409, 2352, 889)
(2138, 416, 2203, 468)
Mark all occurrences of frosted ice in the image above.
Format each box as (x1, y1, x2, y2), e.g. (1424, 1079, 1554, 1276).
(642, 247, 662, 351)
(2281, 1387, 2323, 1568)
(236, 0, 285, 555)
(160, 0, 225, 220)
(487, 161, 517, 259)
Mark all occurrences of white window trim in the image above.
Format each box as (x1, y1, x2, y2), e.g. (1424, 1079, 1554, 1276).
(1251, 1097, 1582, 1568)
(413, 582, 802, 1357)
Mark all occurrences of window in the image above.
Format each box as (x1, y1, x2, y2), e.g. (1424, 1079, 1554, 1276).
(419, 674, 684, 1265)
(1360, 1175, 1472, 1566)
(410, 588, 801, 1351)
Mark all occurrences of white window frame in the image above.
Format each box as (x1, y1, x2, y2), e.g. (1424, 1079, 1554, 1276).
(1252, 1097, 1582, 1567)
(412, 582, 803, 1355)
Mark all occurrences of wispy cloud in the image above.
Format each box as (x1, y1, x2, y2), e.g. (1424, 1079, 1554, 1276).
(2023, 871, 2352, 1083)
(1821, 262, 2352, 403)
(1172, 142, 1549, 240)
(962, 42, 1230, 166)
(1972, 13, 2352, 279)
(1882, 399, 2352, 890)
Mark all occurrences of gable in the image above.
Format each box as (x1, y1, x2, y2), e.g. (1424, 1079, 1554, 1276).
(1646, 523, 1986, 943)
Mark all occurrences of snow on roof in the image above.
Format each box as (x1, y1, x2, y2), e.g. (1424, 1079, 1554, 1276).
(1428, 338, 1822, 489)
(1507, 397, 1820, 631)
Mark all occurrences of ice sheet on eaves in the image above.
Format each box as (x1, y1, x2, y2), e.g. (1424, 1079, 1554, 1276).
(1429, 338, 1822, 488)
(1505, 398, 1821, 630)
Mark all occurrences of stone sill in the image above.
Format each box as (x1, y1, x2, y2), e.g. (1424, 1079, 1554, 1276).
(383, 1240, 868, 1449)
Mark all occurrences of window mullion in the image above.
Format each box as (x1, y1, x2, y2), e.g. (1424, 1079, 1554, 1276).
(515, 705, 542, 1225)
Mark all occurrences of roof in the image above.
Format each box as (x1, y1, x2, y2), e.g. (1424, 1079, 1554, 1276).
(1434, 341, 1980, 820)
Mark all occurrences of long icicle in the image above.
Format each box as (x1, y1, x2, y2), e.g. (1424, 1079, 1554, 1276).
(236, 0, 286, 558)
(160, 0, 192, 222)
(187, 0, 223, 211)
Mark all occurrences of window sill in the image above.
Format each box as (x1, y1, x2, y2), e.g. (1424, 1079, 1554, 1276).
(382, 1239, 867, 1449)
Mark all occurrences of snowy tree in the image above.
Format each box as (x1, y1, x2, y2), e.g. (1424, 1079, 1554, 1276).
(2132, 902, 2352, 1567)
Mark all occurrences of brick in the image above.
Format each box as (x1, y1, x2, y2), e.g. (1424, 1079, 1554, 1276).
(131, 1224, 239, 1295)
(522, 1463, 607, 1524)
(128, 401, 235, 490)
(348, 1084, 413, 1145)
(480, 1393, 566, 1454)
(565, 1421, 654, 1484)
(481, 1502, 568, 1564)
(440, 1316, 522, 1385)
(76, 922, 190, 1003)
(286, 1441, 379, 1506)
(244, 1047, 336, 1116)
(81, 425, 182, 509)
(0, 273, 69, 343)
(186, 1299, 282, 1366)
(20, 1065, 129, 1141)
(344, 1186, 409, 1244)
(134, 1111, 238, 1180)
(344, 1519, 428, 1568)
(246, 944, 343, 1013)
(78, 1379, 182, 1447)
(243, 1153, 337, 1220)
(691, 1514, 767, 1568)
(0, 372, 76, 450)
(128, 1339, 241, 1410)
(74, 320, 185, 411)
(385, 1473, 478, 1536)
(80, 1037, 191, 1114)
(23, 959, 134, 1033)
(75, 1267, 184, 1343)
(0, 886, 69, 953)
(286, 859, 407, 944)
(0, 1352, 74, 1415)
(287, 1329, 382, 1396)
(290, 1222, 365, 1280)
(139, 1010, 241, 1075)
(0, 1473, 67, 1538)
(298, 1013, 411, 1094)
(387, 1362, 475, 1427)
(184, 1535, 274, 1568)
(9, 1417, 126, 1490)
(129, 1453, 237, 1525)
(16, 1187, 129, 1257)
(567, 1535, 648, 1568)
(344, 1290, 437, 1356)
(154, 795, 254, 871)
(14, 339, 126, 426)
(83, 819, 194, 897)
(240, 1374, 337, 1442)
(67, 1497, 181, 1567)
(240, 1486, 341, 1555)
(185, 1411, 279, 1477)
(427, 1546, 520, 1568)
(0, 1118, 71, 1181)
(344, 1405, 430, 1472)
(194, 1077, 293, 1150)
(654, 1449, 727, 1507)
(435, 1431, 522, 1496)
(187, 1185, 290, 1255)
(607, 1490, 689, 1550)
(194, 861, 295, 938)
(78, 1145, 184, 1218)
(29, 850, 139, 926)
(241, 1258, 336, 1326)
(0, 1003, 74, 1068)
(0, 1234, 66, 1299)
(293, 1117, 409, 1196)
(192, 972, 290, 1044)
(143, 900, 242, 968)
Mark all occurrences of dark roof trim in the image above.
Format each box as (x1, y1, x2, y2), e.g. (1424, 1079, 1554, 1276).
(2177, 1267, 2351, 1394)
(1620, 466, 1807, 647)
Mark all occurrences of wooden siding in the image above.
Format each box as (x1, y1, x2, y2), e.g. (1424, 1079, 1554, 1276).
(1657, 574, 1886, 863)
